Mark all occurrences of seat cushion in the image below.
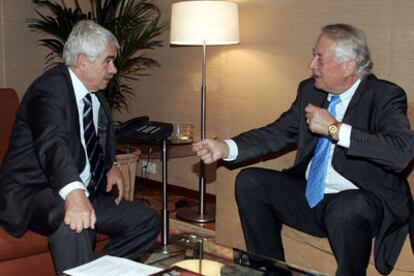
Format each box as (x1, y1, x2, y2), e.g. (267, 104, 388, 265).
(0, 88, 19, 164)
(0, 227, 110, 261)
(0, 227, 48, 261)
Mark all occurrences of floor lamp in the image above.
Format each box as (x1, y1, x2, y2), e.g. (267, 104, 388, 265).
(170, 1, 240, 223)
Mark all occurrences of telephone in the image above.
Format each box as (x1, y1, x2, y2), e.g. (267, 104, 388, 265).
(116, 116, 173, 144)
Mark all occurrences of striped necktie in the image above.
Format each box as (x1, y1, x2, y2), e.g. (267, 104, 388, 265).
(306, 95, 341, 208)
(83, 94, 105, 195)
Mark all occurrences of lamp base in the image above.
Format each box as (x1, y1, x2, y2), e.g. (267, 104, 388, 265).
(176, 206, 215, 223)
(154, 242, 186, 255)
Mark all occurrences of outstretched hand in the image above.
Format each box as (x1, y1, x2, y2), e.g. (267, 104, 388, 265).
(192, 139, 229, 164)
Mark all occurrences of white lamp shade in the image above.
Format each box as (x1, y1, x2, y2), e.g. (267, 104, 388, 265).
(170, 1, 240, 46)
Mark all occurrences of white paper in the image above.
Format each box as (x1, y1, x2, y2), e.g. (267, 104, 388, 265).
(63, 255, 163, 276)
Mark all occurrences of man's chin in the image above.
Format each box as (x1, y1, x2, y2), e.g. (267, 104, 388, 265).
(99, 81, 111, 90)
(313, 78, 324, 90)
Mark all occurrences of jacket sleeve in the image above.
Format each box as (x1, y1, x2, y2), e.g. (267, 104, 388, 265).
(231, 84, 304, 164)
(27, 80, 83, 193)
(346, 84, 414, 173)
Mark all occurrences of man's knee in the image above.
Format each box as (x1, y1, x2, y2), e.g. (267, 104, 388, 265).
(235, 168, 264, 195)
(146, 208, 161, 233)
(324, 191, 382, 230)
(49, 222, 94, 242)
(129, 206, 161, 235)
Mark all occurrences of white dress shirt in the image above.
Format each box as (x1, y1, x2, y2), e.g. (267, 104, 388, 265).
(59, 68, 101, 199)
(225, 79, 362, 194)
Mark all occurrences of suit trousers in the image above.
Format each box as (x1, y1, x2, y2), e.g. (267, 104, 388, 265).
(235, 167, 383, 276)
(28, 189, 160, 275)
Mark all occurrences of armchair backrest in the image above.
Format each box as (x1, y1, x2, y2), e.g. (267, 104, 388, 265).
(0, 88, 19, 164)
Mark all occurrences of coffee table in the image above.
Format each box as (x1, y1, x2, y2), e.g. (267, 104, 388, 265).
(142, 234, 327, 276)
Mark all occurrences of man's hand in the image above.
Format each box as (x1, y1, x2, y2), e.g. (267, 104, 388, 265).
(305, 103, 337, 135)
(192, 139, 229, 164)
(106, 164, 124, 205)
(64, 189, 96, 233)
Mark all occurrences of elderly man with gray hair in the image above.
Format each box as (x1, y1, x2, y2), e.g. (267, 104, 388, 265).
(0, 20, 160, 275)
(193, 24, 414, 275)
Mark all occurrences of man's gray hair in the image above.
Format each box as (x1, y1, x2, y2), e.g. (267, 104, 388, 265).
(322, 24, 373, 78)
(63, 20, 120, 66)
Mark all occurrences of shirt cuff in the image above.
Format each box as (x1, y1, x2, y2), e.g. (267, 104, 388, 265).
(337, 123, 352, 148)
(59, 181, 89, 200)
(223, 139, 238, 161)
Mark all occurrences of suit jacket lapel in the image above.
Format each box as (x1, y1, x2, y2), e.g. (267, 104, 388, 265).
(301, 91, 329, 161)
(59, 64, 86, 171)
(331, 75, 371, 178)
(341, 75, 374, 125)
(95, 91, 115, 167)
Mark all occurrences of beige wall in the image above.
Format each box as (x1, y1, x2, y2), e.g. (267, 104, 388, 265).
(0, 1, 48, 98)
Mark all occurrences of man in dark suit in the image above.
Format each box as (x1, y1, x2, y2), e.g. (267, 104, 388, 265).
(0, 20, 160, 275)
(193, 24, 414, 275)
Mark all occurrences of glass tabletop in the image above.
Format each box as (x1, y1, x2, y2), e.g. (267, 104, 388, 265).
(142, 234, 327, 276)
(117, 141, 195, 159)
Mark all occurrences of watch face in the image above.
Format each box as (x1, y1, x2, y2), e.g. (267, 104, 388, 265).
(328, 124, 338, 135)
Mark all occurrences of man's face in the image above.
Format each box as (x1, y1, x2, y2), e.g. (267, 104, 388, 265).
(77, 43, 118, 92)
(309, 34, 355, 94)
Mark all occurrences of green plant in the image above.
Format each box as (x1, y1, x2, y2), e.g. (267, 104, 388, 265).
(29, 0, 168, 111)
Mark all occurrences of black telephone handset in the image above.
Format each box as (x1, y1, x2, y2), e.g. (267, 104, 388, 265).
(119, 116, 149, 130)
(117, 116, 173, 144)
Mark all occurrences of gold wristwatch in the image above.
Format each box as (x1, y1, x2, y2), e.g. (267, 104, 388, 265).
(328, 122, 339, 139)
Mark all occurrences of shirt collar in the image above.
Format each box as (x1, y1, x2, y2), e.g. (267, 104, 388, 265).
(328, 78, 361, 103)
(68, 67, 91, 103)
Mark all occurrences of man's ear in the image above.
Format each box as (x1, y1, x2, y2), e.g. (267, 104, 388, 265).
(76, 54, 88, 68)
(343, 60, 357, 77)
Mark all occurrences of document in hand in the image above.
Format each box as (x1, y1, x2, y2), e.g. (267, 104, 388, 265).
(63, 255, 163, 276)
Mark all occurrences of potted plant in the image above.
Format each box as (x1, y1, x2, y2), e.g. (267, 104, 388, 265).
(28, 0, 168, 200)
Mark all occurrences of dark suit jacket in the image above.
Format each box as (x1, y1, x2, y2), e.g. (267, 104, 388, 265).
(0, 63, 116, 237)
(231, 75, 414, 274)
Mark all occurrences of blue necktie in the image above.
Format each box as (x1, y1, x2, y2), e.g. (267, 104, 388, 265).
(83, 94, 105, 195)
(306, 96, 341, 208)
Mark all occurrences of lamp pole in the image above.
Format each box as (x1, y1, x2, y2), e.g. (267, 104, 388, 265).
(177, 41, 215, 223)
(198, 41, 214, 221)
(171, 0, 239, 224)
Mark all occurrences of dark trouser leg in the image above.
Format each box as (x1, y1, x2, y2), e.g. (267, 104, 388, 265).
(323, 190, 382, 276)
(93, 195, 161, 259)
(235, 168, 381, 276)
(48, 223, 95, 275)
(29, 190, 160, 275)
(235, 168, 325, 264)
(28, 189, 96, 275)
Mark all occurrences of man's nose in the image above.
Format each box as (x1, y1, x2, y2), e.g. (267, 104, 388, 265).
(309, 56, 318, 70)
(110, 62, 118, 74)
